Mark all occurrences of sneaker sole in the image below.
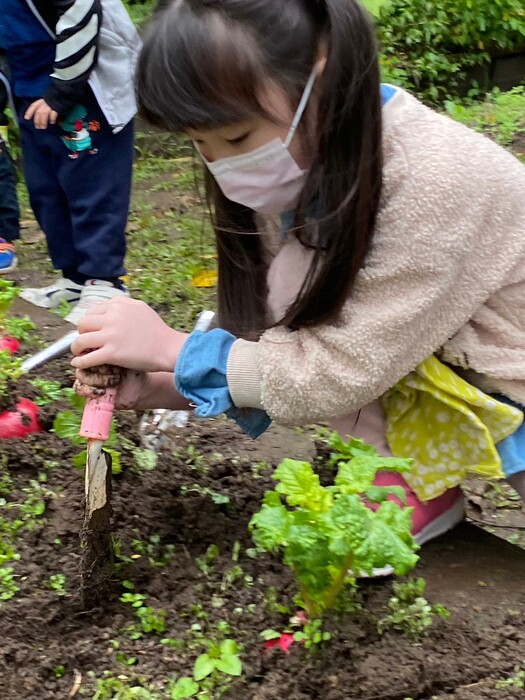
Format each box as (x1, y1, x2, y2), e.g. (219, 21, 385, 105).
(355, 496, 465, 579)
(414, 495, 465, 546)
(19, 289, 81, 309)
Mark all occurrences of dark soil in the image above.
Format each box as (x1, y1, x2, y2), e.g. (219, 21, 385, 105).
(1, 346, 525, 700)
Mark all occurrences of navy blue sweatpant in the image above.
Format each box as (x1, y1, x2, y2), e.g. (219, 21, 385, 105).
(17, 92, 133, 280)
(0, 139, 20, 243)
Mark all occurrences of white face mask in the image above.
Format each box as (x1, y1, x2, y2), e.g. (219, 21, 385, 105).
(200, 65, 319, 217)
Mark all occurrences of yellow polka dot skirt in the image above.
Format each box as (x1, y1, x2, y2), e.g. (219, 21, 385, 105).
(383, 355, 523, 501)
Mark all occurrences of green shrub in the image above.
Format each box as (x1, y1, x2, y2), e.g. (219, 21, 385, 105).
(377, 0, 525, 102)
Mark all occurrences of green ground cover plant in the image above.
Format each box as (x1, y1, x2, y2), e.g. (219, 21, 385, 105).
(445, 86, 525, 153)
(377, 577, 450, 639)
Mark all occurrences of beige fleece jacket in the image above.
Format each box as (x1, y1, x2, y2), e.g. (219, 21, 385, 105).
(226, 88, 525, 425)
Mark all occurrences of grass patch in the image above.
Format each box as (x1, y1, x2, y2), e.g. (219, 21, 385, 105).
(445, 86, 525, 153)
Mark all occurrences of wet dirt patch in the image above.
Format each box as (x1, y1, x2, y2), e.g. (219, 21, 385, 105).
(1, 378, 525, 699)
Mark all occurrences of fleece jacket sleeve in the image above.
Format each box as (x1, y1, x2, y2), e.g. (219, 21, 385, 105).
(228, 91, 525, 426)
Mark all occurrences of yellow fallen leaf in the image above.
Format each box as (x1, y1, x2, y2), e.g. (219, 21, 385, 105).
(192, 269, 218, 288)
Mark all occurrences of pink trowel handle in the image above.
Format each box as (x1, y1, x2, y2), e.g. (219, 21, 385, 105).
(79, 388, 117, 441)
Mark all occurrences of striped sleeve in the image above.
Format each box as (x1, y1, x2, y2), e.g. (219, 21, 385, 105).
(44, 0, 102, 116)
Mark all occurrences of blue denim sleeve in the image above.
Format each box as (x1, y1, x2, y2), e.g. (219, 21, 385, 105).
(175, 329, 271, 439)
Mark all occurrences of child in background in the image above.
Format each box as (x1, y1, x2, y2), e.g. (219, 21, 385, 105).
(72, 0, 525, 544)
(0, 53, 20, 275)
(0, 0, 140, 324)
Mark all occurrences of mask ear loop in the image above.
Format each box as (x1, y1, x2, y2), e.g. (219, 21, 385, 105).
(284, 63, 320, 149)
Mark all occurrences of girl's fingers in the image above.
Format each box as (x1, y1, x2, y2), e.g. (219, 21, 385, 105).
(76, 314, 106, 334)
(71, 331, 105, 355)
(77, 304, 109, 325)
(71, 348, 110, 370)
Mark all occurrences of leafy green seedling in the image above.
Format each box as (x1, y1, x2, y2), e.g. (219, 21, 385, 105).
(193, 639, 243, 681)
(0, 351, 23, 404)
(0, 279, 18, 330)
(0, 566, 19, 603)
(293, 618, 332, 650)
(377, 577, 450, 639)
(47, 573, 66, 596)
(496, 662, 525, 689)
(4, 315, 36, 343)
(170, 677, 200, 699)
(29, 379, 64, 407)
(250, 435, 418, 619)
(195, 544, 220, 577)
(120, 591, 167, 637)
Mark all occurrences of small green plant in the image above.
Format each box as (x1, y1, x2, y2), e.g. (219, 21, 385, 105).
(120, 591, 166, 638)
(195, 544, 220, 577)
(0, 279, 18, 330)
(52, 389, 87, 448)
(180, 483, 231, 509)
(17, 476, 54, 523)
(116, 652, 138, 667)
(29, 378, 64, 407)
(54, 388, 123, 474)
(250, 435, 418, 619)
(496, 662, 525, 689)
(169, 676, 200, 700)
(169, 677, 200, 699)
(4, 315, 36, 343)
(0, 351, 23, 404)
(377, 577, 450, 639)
(0, 463, 12, 497)
(0, 566, 19, 603)
(53, 665, 66, 679)
(292, 618, 332, 650)
(193, 639, 243, 680)
(47, 573, 67, 596)
(0, 540, 19, 567)
(132, 447, 158, 473)
(130, 534, 175, 568)
(90, 671, 161, 700)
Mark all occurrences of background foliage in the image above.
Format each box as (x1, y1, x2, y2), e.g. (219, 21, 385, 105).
(377, 0, 525, 102)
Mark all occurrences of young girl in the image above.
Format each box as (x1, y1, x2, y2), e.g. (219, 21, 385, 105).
(72, 0, 525, 547)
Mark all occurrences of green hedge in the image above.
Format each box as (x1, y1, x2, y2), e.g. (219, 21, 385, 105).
(376, 0, 525, 102)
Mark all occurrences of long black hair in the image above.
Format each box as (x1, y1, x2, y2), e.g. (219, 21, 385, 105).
(137, 0, 383, 337)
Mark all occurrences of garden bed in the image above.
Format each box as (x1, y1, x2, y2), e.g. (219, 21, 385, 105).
(1, 350, 525, 699)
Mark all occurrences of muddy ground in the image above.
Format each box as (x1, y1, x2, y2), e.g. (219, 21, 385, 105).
(0, 303, 525, 699)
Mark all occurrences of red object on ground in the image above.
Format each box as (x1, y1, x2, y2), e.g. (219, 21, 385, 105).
(0, 335, 20, 354)
(0, 398, 42, 439)
(264, 633, 296, 654)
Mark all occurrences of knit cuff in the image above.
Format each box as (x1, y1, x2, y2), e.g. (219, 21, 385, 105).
(226, 339, 264, 410)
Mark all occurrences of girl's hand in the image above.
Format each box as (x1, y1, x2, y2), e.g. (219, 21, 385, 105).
(75, 367, 151, 411)
(71, 297, 189, 373)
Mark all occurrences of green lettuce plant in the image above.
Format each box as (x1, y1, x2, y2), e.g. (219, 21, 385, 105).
(250, 435, 418, 618)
